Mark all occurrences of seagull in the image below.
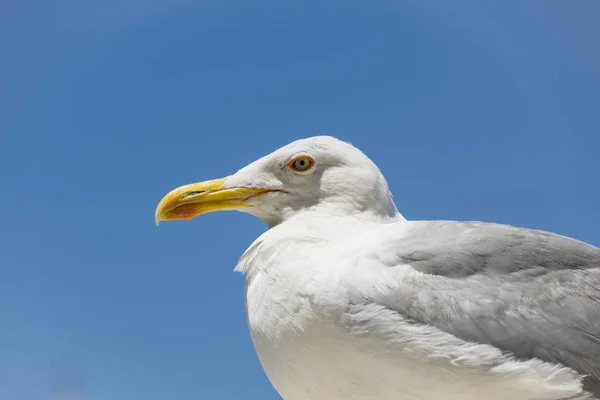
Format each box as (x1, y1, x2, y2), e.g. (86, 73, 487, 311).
(155, 136, 600, 400)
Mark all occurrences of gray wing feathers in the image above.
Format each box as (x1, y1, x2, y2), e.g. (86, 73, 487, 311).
(390, 221, 600, 278)
(359, 221, 600, 384)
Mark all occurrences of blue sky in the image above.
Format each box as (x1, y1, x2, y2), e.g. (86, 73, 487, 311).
(1, 1, 599, 399)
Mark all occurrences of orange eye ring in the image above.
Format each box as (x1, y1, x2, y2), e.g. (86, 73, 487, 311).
(288, 156, 315, 172)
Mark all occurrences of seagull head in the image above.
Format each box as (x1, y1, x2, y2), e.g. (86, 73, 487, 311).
(155, 136, 400, 227)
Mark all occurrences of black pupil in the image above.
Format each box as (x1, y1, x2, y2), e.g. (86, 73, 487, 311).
(297, 159, 307, 168)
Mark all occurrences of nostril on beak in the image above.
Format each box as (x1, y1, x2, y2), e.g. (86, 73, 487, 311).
(183, 191, 205, 200)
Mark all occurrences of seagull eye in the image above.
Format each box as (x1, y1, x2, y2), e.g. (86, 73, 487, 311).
(288, 156, 315, 172)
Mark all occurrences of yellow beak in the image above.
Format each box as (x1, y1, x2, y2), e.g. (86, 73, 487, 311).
(154, 177, 272, 226)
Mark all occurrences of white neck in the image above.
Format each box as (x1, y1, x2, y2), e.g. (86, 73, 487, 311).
(234, 210, 406, 276)
(249, 199, 405, 229)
